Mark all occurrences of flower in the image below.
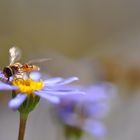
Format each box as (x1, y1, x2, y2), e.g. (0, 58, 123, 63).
(51, 82, 117, 139)
(0, 72, 84, 111)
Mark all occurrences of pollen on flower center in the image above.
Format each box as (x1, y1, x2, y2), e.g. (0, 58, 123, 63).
(12, 78, 44, 95)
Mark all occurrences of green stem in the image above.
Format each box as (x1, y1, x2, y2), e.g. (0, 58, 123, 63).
(18, 113, 28, 140)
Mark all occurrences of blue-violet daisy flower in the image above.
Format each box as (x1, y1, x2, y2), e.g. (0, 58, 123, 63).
(0, 73, 84, 110)
(52, 82, 117, 139)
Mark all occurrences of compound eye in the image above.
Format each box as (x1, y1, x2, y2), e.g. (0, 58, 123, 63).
(3, 67, 13, 77)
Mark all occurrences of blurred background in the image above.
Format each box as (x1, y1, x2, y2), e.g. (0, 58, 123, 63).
(0, 0, 140, 140)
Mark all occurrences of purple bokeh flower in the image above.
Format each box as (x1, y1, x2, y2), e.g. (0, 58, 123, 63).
(52, 82, 117, 139)
(0, 72, 84, 110)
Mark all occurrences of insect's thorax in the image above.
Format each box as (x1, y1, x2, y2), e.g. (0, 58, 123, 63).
(10, 62, 22, 73)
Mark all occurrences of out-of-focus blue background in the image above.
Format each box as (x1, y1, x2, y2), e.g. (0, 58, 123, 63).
(0, 0, 140, 140)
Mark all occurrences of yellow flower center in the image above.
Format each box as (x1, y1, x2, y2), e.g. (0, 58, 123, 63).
(12, 78, 44, 95)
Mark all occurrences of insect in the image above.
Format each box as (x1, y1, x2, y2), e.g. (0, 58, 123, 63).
(3, 47, 50, 81)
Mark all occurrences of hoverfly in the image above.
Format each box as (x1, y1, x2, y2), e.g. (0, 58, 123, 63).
(2, 47, 50, 81)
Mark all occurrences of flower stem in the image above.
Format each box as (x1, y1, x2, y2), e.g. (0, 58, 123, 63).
(18, 113, 28, 140)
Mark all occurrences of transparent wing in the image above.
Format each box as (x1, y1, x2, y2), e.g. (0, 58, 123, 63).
(9, 47, 21, 65)
(27, 58, 52, 64)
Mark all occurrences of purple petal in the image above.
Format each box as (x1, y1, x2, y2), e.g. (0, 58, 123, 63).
(59, 112, 78, 126)
(40, 87, 85, 96)
(47, 90, 84, 96)
(59, 93, 85, 102)
(83, 120, 106, 138)
(85, 102, 110, 118)
(8, 94, 27, 110)
(0, 81, 18, 90)
(0, 71, 6, 79)
(43, 85, 78, 91)
(43, 77, 63, 86)
(34, 91, 60, 104)
(83, 83, 117, 102)
(56, 77, 79, 86)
